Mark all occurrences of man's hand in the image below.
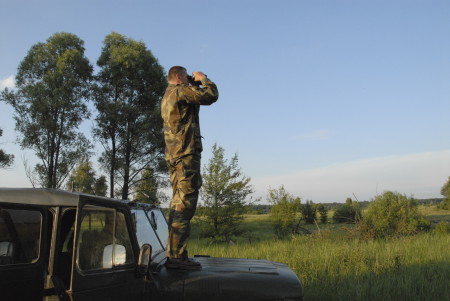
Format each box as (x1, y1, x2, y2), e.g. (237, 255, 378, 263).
(192, 72, 206, 82)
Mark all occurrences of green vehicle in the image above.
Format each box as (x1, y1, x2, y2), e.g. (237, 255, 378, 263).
(0, 188, 304, 301)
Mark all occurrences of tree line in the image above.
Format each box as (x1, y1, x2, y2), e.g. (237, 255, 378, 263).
(0, 32, 167, 201)
(192, 143, 450, 242)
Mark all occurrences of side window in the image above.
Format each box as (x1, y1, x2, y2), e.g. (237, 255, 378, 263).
(134, 209, 164, 256)
(0, 208, 42, 265)
(77, 207, 134, 271)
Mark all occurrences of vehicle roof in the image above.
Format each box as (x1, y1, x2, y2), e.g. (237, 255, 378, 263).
(0, 188, 125, 207)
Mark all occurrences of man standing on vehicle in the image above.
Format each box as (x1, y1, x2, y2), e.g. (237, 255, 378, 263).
(161, 66, 219, 269)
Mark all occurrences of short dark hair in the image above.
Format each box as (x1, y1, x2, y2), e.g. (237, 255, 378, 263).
(168, 66, 186, 82)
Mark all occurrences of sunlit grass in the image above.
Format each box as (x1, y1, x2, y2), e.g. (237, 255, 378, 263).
(189, 206, 450, 301)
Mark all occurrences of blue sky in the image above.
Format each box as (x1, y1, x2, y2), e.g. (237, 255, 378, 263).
(1, 0, 449, 203)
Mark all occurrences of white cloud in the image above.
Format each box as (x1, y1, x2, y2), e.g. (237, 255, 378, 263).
(253, 150, 450, 203)
(0, 75, 15, 89)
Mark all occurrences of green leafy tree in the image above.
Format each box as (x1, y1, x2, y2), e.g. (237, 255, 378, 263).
(134, 167, 168, 205)
(438, 177, 450, 210)
(200, 144, 254, 243)
(268, 186, 301, 238)
(360, 191, 430, 238)
(1, 32, 92, 188)
(0, 128, 14, 168)
(332, 198, 361, 224)
(300, 200, 317, 224)
(315, 203, 328, 224)
(93, 32, 167, 199)
(66, 160, 107, 196)
(433, 221, 450, 234)
(93, 175, 108, 197)
(134, 167, 158, 204)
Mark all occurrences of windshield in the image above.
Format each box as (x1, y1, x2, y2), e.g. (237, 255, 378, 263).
(133, 208, 168, 256)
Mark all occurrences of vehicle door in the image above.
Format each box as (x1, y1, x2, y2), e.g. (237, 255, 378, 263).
(69, 198, 147, 301)
(0, 203, 49, 301)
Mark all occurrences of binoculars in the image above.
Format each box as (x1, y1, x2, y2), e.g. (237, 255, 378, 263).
(187, 74, 206, 87)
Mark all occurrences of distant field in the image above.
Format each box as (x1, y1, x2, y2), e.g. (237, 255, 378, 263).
(190, 206, 450, 301)
(418, 205, 450, 225)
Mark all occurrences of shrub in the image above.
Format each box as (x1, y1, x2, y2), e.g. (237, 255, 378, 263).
(267, 186, 301, 238)
(433, 222, 450, 234)
(438, 177, 450, 209)
(361, 191, 430, 238)
(332, 199, 361, 224)
(437, 198, 450, 210)
(300, 201, 316, 224)
(315, 204, 328, 224)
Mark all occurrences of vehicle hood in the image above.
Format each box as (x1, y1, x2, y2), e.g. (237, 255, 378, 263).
(154, 257, 304, 301)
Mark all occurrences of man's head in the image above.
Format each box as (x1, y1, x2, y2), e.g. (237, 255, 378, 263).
(168, 66, 188, 85)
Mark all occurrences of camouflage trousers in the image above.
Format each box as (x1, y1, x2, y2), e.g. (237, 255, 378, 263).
(166, 154, 202, 259)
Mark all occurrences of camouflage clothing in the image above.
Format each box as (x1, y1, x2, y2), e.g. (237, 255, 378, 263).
(161, 78, 218, 161)
(166, 155, 201, 259)
(161, 77, 218, 259)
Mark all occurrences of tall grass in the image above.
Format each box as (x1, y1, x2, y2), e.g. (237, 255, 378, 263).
(189, 212, 450, 301)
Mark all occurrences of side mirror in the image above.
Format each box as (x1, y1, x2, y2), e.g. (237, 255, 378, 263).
(137, 243, 152, 276)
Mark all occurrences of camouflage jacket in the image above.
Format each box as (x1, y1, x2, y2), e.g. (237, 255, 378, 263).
(161, 78, 219, 161)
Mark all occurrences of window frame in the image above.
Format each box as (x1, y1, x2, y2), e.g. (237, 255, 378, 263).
(74, 198, 138, 276)
(71, 197, 145, 299)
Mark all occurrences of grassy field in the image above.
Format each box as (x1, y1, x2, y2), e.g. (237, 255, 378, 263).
(189, 207, 450, 301)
